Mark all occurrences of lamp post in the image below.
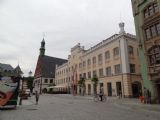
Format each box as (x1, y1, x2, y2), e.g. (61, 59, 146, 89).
(19, 76, 24, 105)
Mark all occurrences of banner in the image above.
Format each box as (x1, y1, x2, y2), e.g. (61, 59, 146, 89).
(0, 76, 20, 109)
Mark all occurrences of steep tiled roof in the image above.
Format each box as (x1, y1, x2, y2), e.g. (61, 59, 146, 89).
(34, 55, 67, 78)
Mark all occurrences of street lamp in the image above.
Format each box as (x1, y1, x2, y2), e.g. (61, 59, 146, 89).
(19, 75, 24, 105)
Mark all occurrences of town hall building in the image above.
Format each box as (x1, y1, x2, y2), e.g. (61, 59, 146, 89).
(34, 38, 67, 93)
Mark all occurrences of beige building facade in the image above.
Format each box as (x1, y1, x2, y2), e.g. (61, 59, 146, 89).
(55, 23, 142, 97)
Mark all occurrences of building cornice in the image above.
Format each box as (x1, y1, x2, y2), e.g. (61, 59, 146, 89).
(82, 33, 136, 57)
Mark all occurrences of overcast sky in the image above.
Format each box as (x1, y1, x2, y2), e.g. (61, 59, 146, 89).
(0, 0, 135, 76)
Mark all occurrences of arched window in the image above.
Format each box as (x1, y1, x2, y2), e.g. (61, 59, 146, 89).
(148, 45, 160, 65)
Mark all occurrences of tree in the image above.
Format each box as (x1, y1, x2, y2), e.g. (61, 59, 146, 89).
(26, 76, 34, 93)
(91, 75, 99, 95)
(78, 77, 85, 96)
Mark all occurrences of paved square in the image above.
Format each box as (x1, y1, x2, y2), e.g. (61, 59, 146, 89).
(0, 94, 160, 120)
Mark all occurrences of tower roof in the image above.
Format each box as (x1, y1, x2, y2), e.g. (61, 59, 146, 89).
(42, 38, 45, 43)
(14, 65, 23, 75)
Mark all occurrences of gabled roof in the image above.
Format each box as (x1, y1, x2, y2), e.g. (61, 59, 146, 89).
(34, 55, 67, 78)
(14, 65, 23, 75)
(0, 63, 14, 71)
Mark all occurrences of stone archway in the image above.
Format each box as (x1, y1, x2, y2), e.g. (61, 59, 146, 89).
(132, 81, 142, 98)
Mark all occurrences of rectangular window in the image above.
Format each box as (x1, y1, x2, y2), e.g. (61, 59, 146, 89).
(98, 54, 103, 62)
(148, 5, 154, 16)
(87, 59, 91, 66)
(99, 68, 104, 77)
(151, 25, 157, 37)
(113, 47, 119, 56)
(154, 3, 159, 13)
(93, 57, 96, 64)
(83, 73, 86, 79)
(114, 64, 121, 74)
(93, 70, 97, 77)
(106, 67, 111, 76)
(50, 79, 53, 83)
(44, 79, 48, 83)
(144, 9, 149, 18)
(130, 64, 135, 73)
(79, 63, 82, 69)
(128, 46, 134, 55)
(105, 51, 110, 59)
(79, 74, 82, 79)
(83, 61, 86, 68)
(156, 23, 160, 35)
(145, 28, 151, 40)
(88, 72, 91, 79)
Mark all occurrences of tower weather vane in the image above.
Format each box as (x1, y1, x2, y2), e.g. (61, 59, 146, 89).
(43, 32, 45, 39)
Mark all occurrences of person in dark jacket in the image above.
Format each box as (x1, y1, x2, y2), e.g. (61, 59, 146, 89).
(99, 88, 104, 101)
(35, 91, 39, 105)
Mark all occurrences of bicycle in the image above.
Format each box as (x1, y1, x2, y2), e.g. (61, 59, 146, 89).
(93, 94, 106, 102)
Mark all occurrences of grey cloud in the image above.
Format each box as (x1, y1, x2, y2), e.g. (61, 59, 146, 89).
(0, 0, 135, 76)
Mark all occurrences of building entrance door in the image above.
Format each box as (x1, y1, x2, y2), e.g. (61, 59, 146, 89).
(88, 84, 91, 95)
(132, 82, 142, 98)
(116, 82, 122, 96)
(157, 84, 160, 103)
(107, 83, 112, 96)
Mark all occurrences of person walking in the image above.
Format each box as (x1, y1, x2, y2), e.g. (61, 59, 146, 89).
(119, 90, 122, 99)
(147, 90, 151, 104)
(144, 87, 148, 104)
(99, 88, 104, 101)
(35, 91, 39, 105)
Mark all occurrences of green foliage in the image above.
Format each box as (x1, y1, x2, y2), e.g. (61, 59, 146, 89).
(78, 77, 85, 87)
(25, 76, 34, 90)
(91, 75, 99, 95)
(91, 75, 98, 85)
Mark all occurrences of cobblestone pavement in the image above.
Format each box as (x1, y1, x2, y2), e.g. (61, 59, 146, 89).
(0, 94, 160, 120)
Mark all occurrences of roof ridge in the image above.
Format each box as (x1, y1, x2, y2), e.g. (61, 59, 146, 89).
(44, 55, 68, 61)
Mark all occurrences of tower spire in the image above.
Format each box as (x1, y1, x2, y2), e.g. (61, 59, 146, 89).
(40, 34, 45, 56)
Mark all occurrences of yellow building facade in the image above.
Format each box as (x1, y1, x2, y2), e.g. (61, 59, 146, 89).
(55, 23, 142, 97)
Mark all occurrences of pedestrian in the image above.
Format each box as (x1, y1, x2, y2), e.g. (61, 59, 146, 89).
(35, 91, 39, 105)
(147, 90, 151, 104)
(144, 87, 148, 104)
(119, 90, 122, 99)
(99, 87, 104, 101)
